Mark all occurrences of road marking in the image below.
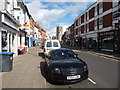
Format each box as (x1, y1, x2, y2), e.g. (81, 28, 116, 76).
(75, 50, 119, 62)
(88, 78, 96, 85)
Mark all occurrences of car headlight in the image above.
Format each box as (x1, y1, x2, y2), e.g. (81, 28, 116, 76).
(52, 68, 61, 74)
(84, 66, 88, 71)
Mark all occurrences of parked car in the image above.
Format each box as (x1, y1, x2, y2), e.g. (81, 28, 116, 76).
(45, 48, 88, 84)
(43, 39, 61, 56)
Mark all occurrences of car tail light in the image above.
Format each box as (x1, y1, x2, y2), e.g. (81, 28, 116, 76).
(44, 48, 46, 52)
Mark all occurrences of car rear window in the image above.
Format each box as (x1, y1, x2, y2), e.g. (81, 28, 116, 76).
(46, 42, 52, 47)
(51, 50, 76, 60)
(53, 42, 59, 47)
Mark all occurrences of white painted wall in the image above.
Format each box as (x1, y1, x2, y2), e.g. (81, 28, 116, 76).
(22, 35, 25, 46)
(17, 34, 20, 47)
(0, 0, 5, 10)
(14, 33, 18, 56)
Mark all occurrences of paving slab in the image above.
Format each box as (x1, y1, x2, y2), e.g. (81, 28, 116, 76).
(2, 46, 46, 88)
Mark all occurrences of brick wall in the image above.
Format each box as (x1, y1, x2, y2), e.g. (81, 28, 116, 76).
(103, 13, 112, 28)
(81, 25, 84, 33)
(75, 19, 78, 26)
(103, 2, 112, 12)
(81, 15, 84, 24)
(89, 21, 94, 31)
(89, 7, 95, 19)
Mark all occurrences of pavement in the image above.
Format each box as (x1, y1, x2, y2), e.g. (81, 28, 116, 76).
(61, 43, 120, 61)
(2, 46, 47, 88)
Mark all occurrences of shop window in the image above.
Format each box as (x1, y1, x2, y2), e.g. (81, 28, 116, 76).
(2, 31, 8, 51)
(101, 36, 114, 50)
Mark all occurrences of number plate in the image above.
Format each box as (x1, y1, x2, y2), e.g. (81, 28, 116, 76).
(47, 49, 52, 51)
(67, 75, 81, 80)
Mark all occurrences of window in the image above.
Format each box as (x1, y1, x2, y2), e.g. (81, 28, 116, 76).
(112, 11, 119, 20)
(87, 12, 89, 20)
(17, 2, 20, 6)
(99, 17, 103, 25)
(53, 42, 58, 47)
(95, 6, 97, 16)
(112, 0, 119, 7)
(2, 31, 8, 51)
(99, 2, 103, 14)
(51, 50, 76, 60)
(86, 12, 87, 21)
(87, 23, 89, 32)
(87, 23, 89, 29)
(79, 18, 81, 25)
(94, 20, 97, 27)
(17, 16, 19, 21)
(5, 0, 10, 13)
(47, 42, 52, 47)
(84, 14, 86, 22)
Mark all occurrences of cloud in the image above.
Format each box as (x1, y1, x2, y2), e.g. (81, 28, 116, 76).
(47, 27, 56, 36)
(24, 0, 97, 3)
(25, 0, 94, 35)
(26, 0, 66, 31)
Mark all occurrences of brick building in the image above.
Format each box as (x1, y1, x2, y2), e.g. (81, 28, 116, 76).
(69, 0, 120, 53)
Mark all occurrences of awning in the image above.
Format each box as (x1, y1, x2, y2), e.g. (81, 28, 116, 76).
(32, 38, 36, 41)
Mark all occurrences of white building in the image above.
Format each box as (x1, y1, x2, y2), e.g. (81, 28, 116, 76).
(0, 0, 31, 57)
(0, 10, 21, 57)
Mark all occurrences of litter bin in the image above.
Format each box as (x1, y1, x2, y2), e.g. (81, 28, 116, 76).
(0, 52, 14, 72)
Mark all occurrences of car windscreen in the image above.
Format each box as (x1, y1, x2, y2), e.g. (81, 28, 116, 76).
(51, 50, 76, 60)
(53, 41, 59, 47)
(46, 42, 52, 47)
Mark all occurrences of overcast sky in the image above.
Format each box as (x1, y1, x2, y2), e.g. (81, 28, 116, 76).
(23, 0, 97, 36)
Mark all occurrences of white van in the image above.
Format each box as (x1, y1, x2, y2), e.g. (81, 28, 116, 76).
(43, 39, 61, 56)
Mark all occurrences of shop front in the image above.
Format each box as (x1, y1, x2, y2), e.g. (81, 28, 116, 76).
(82, 33, 98, 49)
(98, 30, 119, 52)
(0, 11, 21, 57)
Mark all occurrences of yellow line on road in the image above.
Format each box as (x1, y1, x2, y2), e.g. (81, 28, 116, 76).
(75, 50, 119, 62)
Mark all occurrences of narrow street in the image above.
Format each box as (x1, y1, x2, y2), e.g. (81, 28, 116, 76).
(1, 45, 119, 88)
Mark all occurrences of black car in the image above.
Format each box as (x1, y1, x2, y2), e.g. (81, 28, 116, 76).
(45, 48, 88, 84)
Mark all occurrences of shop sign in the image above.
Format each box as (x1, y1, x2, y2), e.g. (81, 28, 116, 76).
(87, 33, 97, 38)
(23, 23, 30, 27)
(100, 31, 114, 36)
(4, 16, 19, 31)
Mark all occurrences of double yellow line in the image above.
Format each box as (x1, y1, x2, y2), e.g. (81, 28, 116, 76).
(74, 50, 120, 62)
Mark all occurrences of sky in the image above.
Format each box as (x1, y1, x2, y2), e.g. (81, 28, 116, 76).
(23, 0, 97, 36)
